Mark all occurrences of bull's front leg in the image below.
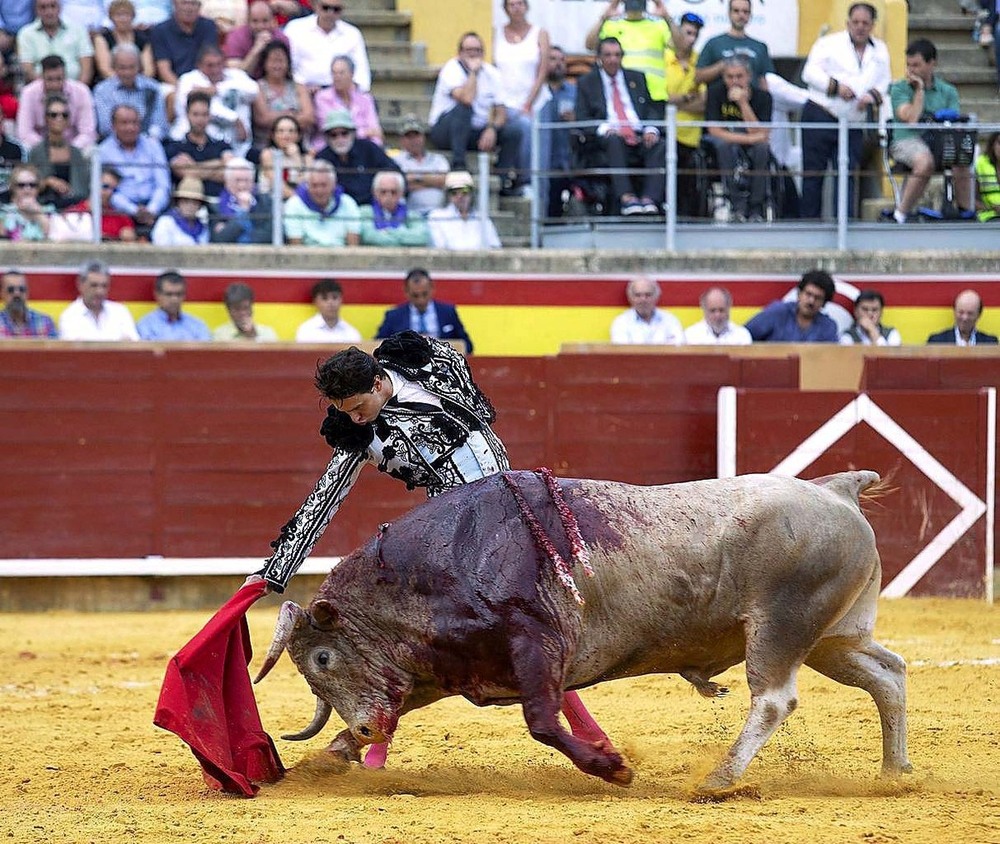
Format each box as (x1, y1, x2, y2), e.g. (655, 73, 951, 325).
(325, 727, 362, 763)
(509, 629, 632, 786)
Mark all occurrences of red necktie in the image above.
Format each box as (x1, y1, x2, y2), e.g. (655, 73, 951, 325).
(610, 78, 638, 146)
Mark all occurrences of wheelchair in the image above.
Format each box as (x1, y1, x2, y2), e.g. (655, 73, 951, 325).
(691, 139, 788, 222)
(881, 110, 977, 221)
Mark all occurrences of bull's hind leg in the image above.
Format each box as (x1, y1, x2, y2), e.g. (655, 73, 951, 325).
(508, 627, 632, 786)
(804, 636, 911, 776)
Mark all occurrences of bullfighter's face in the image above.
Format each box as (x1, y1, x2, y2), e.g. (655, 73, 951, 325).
(330, 373, 392, 425)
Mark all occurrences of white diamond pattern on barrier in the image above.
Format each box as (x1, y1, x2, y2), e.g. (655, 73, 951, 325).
(769, 393, 986, 598)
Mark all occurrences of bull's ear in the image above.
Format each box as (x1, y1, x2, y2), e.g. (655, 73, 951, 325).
(311, 599, 340, 631)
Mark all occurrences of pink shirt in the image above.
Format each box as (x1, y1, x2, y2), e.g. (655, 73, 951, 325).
(312, 85, 382, 150)
(15, 78, 98, 149)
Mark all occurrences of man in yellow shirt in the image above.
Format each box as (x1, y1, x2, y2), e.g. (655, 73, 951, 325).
(663, 11, 705, 217)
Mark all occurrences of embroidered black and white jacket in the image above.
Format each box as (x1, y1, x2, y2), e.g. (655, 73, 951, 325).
(261, 332, 509, 590)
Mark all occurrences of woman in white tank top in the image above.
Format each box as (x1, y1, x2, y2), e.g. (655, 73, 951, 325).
(493, 0, 551, 192)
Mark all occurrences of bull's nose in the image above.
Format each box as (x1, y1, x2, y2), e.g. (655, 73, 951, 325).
(352, 724, 386, 745)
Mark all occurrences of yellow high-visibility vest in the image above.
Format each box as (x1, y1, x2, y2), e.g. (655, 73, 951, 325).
(599, 16, 672, 102)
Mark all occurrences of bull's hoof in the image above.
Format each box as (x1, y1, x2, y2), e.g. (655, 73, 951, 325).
(691, 782, 761, 803)
(880, 760, 914, 778)
(325, 736, 361, 764)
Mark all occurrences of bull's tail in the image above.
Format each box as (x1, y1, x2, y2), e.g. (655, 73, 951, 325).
(810, 470, 883, 505)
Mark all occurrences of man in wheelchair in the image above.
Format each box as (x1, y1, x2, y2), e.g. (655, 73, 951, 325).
(704, 55, 772, 222)
(884, 38, 975, 223)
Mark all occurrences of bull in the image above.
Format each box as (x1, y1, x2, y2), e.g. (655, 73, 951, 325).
(256, 469, 911, 794)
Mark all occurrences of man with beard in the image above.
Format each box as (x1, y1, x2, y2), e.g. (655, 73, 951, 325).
(0, 269, 57, 337)
(315, 109, 400, 206)
(537, 45, 575, 218)
(745, 269, 839, 342)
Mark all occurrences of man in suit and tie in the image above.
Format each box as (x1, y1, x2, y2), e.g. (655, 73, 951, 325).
(927, 289, 999, 345)
(574, 36, 665, 215)
(375, 267, 474, 354)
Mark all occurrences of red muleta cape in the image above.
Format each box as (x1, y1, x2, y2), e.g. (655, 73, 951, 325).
(154, 579, 284, 796)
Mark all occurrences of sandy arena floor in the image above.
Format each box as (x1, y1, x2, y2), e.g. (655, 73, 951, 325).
(0, 597, 997, 844)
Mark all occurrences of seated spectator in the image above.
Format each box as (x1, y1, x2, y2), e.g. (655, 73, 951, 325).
(745, 269, 839, 342)
(172, 44, 258, 156)
(94, 0, 156, 80)
(976, 131, 1000, 222)
(390, 113, 448, 217)
(375, 267, 473, 353)
(250, 40, 314, 147)
(150, 0, 219, 88)
(59, 260, 140, 341)
(574, 36, 665, 215)
(684, 286, 752, 345)
(295, 278, 362, 342)
(164, 89, 232, 197)
(1, 164, 54, 240)
(284, 0, 370, 91)
(428, 31, 523, 194)
(663, 13, 706, 219)
(137, 269, 212, 341)
(94, 43, 169, 141)
(840, 290, 901, 346)
(29, 94, 89, 209)
(704, 55, 772, 223)
(210, 156, 274, 243)
(315, 109, 400, 206)
(224, 1, 290, 79)
(199, 0, 244, 39)
(97, 104, 172, 235)
(213, 281, 278, 341)
(538, 45, 577, 219)
(927, 289, 999, 345)
(15, 54, 97, 151)
(610, 275, 683, 344)
(283, 158, 360, 246)
(427, 170, 501, 250)
(257, 113, 314, 199)
(312, 54, 382, 150)
(884, 38, 975, 223)
(18, 0, 94, 84)
(0, 269, 58, 338)
(151, 176, 209, 244)
(359, 170, 429, 247)
(65, 166, 138, 241)
(0, 126, 26, 204)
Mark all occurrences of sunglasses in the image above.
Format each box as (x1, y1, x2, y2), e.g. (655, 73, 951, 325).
(15, 181, 38, 188)
(5, 285, 27, 294)
(326, 128, 352, 137)
(319, 3, 342, 11)
(680, 11, 705, 26)
(101, 182, 116, 189)
(447, 186, 472, 194)
(46, 110, 69, 118)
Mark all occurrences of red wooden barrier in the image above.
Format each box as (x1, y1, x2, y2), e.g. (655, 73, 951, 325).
(0, 347, 798, 561)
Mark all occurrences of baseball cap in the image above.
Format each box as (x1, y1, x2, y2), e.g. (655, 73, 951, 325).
(401, 113, 424, 134)
(323, 110, 356, 132)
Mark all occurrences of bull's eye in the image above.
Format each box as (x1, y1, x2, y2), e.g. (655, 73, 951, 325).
(315, 650, 331, 668)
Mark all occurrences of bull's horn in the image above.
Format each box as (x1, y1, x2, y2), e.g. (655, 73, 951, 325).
(253, 600, 304, 684)
(281, 697, 332, 741)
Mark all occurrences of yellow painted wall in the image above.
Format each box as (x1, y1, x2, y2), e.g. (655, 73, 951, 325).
(798, 0, 908, 77)
(33, 301, 985, 356)
(396, 0, 494, 66)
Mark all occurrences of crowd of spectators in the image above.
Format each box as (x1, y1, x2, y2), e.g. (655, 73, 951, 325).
(2, 0, 999, 242)
(0, 0, 503, 247)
